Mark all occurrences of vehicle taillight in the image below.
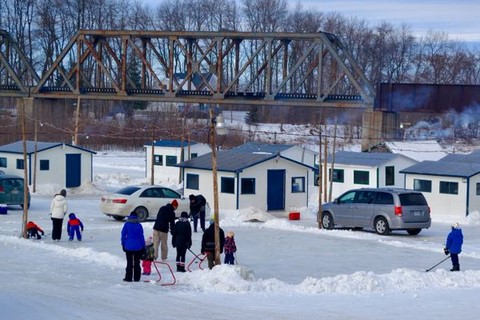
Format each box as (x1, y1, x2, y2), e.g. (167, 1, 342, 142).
(394, 206, 403, 217)
(0, 186, 4, 193)
(112, 199, 127, 204)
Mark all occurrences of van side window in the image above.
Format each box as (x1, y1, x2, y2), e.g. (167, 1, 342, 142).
(375, 192, 394, 205)
(338, 191, 355, 204)
(355, 191, 376, 204)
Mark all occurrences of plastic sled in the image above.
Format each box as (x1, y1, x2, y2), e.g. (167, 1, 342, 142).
(145, 260, 176, 286)
(187, 251, 207, 272)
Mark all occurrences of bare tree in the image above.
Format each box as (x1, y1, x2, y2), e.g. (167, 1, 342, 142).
(241, 0, 288, 32)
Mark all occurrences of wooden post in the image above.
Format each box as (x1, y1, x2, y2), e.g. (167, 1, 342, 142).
(21, 99, 29, 238)
(210, 107, 221, 266)
(150, 126, 155, 185)
(328, 117, 338, 202)
(317, 125, 322, 229)
(33, 107, 38, 193)
(73, 96, 81, 145)
(323, 124, 328, 203)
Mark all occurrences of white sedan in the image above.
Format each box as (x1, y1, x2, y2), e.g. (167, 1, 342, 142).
(100, 185, 191, 222)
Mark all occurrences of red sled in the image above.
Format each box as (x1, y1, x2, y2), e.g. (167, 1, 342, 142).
(187, 249, 207, 272)
(144, 260, 176, 286)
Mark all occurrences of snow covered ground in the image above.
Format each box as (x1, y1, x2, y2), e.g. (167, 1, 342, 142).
(2, 150, 480, 320)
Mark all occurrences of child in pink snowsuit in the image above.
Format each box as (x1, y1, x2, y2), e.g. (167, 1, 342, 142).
(142, 236, 153, 275)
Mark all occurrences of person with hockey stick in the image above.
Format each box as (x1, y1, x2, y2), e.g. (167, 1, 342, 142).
(189, 194, 207, 232)
(153, 199, 178, 261)
(444, 222, 463, 271)
(201, 219, 225, 269)
(26, 221, 44, 240)
(171, 211, 192, 272)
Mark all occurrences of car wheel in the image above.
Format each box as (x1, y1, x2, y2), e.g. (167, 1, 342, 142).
(321, 212, 334, 230)
(374, 217, 390, 235)
(134, 207, 148, 222)
(113, 215, 125, 221)
(407, 228, 422, 235)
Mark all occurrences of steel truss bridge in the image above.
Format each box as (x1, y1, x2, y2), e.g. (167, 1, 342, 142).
(0, 29, 374, 108)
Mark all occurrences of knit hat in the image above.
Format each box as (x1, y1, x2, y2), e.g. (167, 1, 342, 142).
(171, 199, 179, 208)
(68, 213, 76, 219)
(180, 211, 189, 218)
(452, 222, 460, 229)
(189, 194, 195, 201)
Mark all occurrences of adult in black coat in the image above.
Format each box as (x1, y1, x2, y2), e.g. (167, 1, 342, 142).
(201, 220, 225, 269)
(189, 194, 207, 232)
(171, 211, 192, 272)
(152, 200, 178, 261)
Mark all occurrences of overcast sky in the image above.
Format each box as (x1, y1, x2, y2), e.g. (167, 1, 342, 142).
(142, 0, 480, 42)
(296, 0, 479, 42)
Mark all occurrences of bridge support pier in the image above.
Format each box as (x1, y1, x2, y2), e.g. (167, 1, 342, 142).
(361, 109, 400, 151)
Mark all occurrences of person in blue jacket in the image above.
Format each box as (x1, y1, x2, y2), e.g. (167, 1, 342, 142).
(121, 212, 145, 282)
(444, 222, 464, 272)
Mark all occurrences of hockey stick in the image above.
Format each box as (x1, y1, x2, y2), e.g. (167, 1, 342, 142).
(426, 255, 450, 272)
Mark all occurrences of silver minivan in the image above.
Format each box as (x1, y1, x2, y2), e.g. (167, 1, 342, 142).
(320, 188, 431, 235)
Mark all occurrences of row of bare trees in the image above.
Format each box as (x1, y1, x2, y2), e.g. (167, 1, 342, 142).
(1, 0, 479, 86)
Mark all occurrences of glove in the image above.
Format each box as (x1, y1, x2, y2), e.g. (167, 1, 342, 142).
(41, 231, 45, 235)
(444, 248, 450, 255)
(122, 246, 127, 252)
(81, 228, 84, 232)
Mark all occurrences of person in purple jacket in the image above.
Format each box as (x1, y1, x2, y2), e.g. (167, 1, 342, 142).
(444, 222, 464, 272)
(121, 212, 145, 282)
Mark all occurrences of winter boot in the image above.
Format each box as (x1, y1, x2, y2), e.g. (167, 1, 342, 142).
(450, 265, 460, 272)
(176, 264, 181, 272)
(179, 265, 186, 272)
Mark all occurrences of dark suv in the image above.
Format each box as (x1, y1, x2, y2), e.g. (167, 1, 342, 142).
(0, 173, 30, 209)
(320, 188, 431, 235)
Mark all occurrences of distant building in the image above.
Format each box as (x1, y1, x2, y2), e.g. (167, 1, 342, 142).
(0, 140, 96, 189)
(176, 142, 317, 211)
(144, 140, 211, 184)
(324, 151, 418, 201)
(401, 150, 480, 218)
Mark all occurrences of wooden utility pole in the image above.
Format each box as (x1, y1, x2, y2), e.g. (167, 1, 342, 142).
(179, 112, 186, 184)
(323, 125, 328, 203)
(210, 108, 221, 265)
(73, 96, 81, 145)
(21, 99, 29, 239)
(328, 117, 338, 202)
(317, 125, 323, 229)
(150, 125, 155, 185)
(33, 106, 38, 193)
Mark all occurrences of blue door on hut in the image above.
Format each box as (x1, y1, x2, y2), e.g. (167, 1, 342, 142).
(267, 169, 285, 211)
(65, 154, 81, 188)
